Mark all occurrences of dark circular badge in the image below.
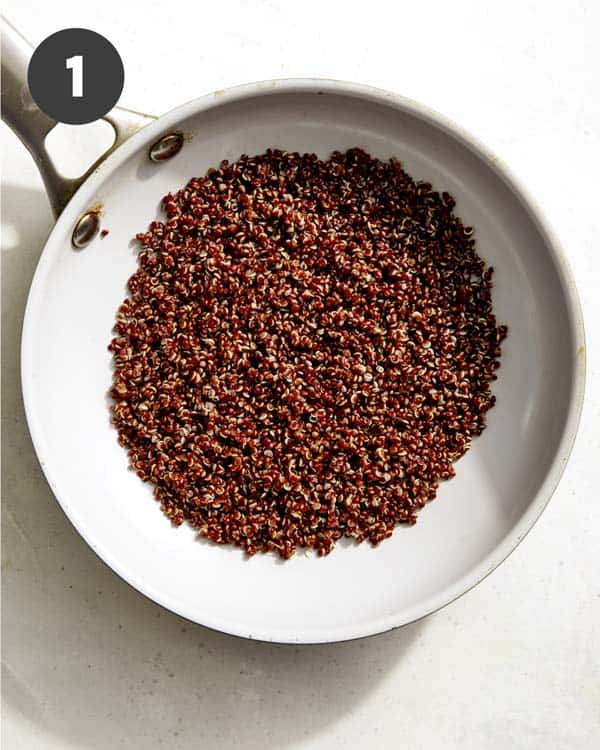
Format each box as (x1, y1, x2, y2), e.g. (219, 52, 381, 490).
(28, 28, 124, 125)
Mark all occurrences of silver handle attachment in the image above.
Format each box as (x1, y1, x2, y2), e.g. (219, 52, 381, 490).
(1, 17, 155, 217)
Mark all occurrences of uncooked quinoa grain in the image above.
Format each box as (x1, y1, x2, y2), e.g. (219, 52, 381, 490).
(109, 148, 507, 559)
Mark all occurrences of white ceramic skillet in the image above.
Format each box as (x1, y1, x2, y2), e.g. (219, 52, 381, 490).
(2, 19, 585, 643)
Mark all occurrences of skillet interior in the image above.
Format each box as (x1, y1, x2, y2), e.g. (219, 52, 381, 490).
(21, 82, 584, 642)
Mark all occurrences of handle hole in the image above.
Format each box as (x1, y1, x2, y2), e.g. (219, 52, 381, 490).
(44, 120, 116, 179)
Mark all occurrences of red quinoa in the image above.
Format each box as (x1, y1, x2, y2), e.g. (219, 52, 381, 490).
(109, 148, 507, 559)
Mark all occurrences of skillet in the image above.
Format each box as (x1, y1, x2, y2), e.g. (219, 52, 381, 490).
(2, 18, 585, 643)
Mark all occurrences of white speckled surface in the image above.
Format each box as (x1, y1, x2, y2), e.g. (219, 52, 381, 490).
(2, 1, 599, 748)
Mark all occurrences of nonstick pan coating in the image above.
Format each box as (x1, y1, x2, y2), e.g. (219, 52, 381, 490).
(18, 80, 584, 642)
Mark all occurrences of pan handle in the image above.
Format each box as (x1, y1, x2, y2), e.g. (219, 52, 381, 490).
(1, 17, 155, 217)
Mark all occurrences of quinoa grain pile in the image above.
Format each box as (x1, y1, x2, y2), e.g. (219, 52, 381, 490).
(109, 148, 506, 559)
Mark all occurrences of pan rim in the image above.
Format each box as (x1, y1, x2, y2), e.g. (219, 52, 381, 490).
(20, 78, 586, 643)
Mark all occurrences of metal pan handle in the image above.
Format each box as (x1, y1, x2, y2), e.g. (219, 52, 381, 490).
(1, 16, 155, 217)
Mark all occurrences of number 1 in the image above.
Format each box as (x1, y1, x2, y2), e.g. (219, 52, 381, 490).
(66, 55, 83, 97)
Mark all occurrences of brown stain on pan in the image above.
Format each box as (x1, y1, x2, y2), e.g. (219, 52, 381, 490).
(576, 345, 586, 377)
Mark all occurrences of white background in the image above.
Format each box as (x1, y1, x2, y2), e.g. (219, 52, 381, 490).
(2, 1, 599, 748)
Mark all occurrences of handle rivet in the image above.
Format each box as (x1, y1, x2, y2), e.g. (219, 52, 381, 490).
(72, 210, 100, 249)
(149, 133, 184, 162)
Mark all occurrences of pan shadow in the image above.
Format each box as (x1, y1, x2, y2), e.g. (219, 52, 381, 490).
(1, 181, 425, 749)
